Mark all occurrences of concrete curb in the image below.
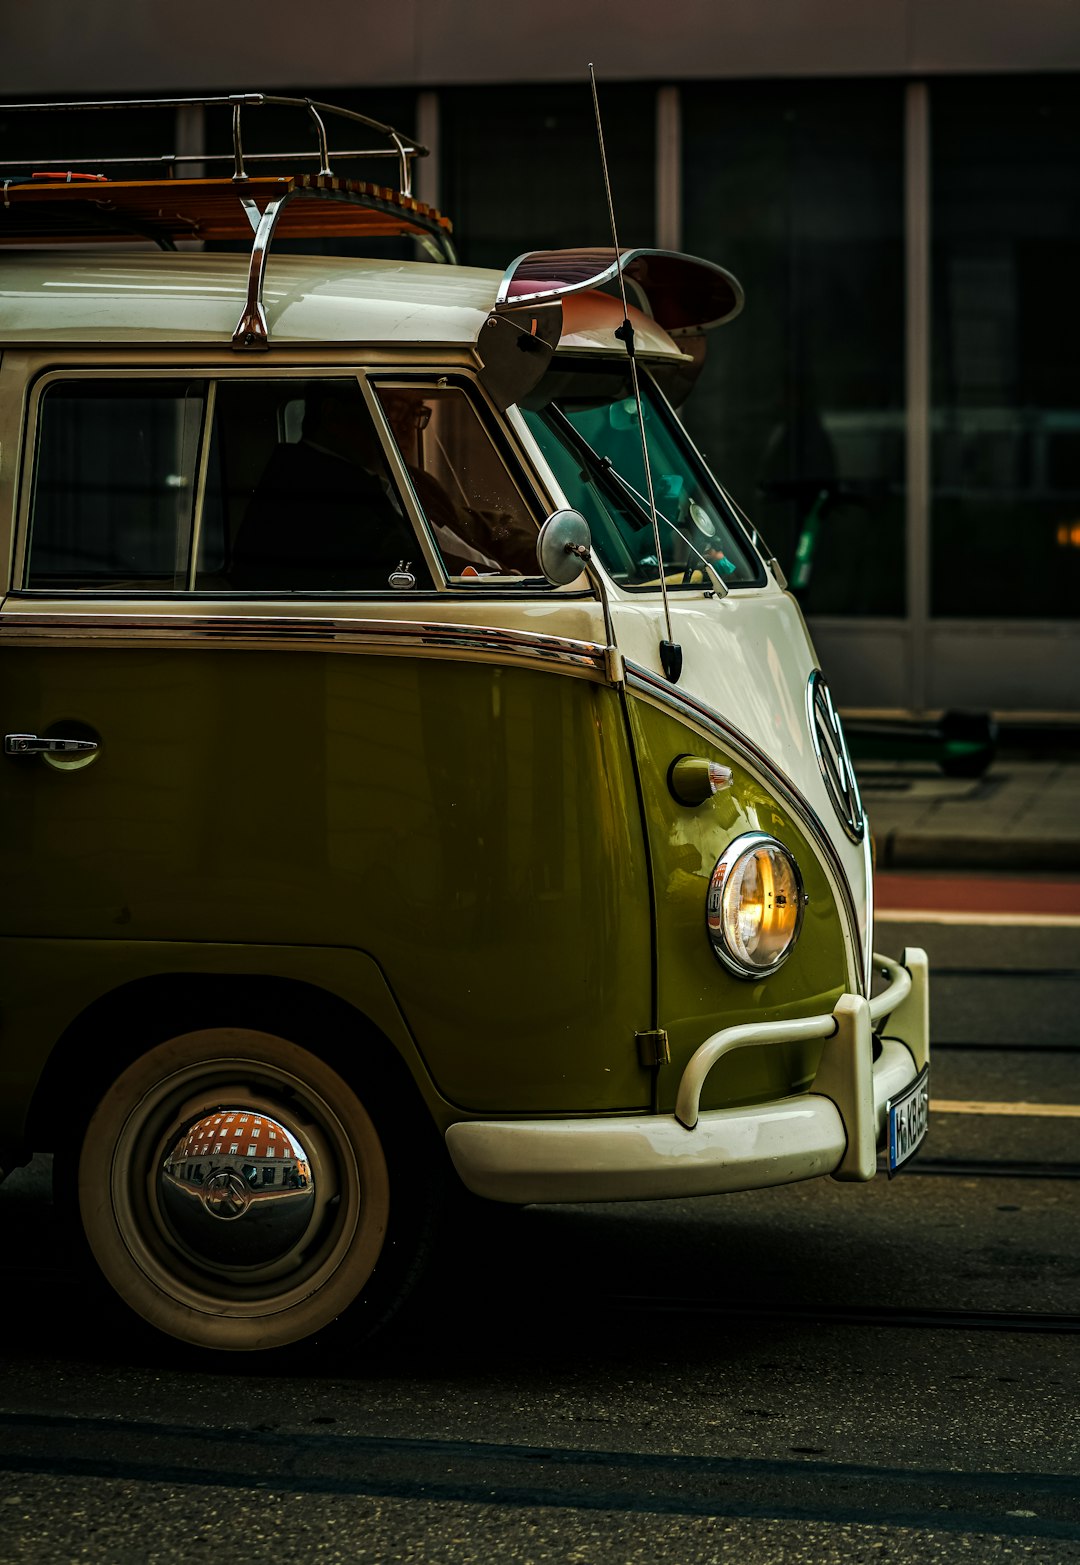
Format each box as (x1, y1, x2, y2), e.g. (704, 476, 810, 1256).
(860, 757, 1080, 874)
(878, 832, 1080, 873)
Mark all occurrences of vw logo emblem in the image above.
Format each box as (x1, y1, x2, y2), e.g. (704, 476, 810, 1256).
(202, 1170, 252, 1221)
(807, 670, 865, 843)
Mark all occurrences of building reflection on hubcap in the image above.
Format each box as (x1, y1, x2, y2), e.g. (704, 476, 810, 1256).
(158, 1105, 317, 1269)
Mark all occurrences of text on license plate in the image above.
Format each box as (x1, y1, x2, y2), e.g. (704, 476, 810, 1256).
(887, 1065, 930, 1176)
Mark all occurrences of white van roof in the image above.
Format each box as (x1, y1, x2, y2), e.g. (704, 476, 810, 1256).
(0, 251, 690, 360)
(0, 253, 502, 347)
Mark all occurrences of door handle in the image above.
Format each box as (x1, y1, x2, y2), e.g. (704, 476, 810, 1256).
(5, 733, 99, 757)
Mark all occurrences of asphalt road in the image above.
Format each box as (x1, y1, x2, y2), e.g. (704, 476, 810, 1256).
(1, 888, 1077, 1564)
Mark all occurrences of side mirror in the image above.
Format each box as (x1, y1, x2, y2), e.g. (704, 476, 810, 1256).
(536, 509, 593, 587)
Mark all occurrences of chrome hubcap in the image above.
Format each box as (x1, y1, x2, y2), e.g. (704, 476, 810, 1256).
(159, 1105, 316, 1270)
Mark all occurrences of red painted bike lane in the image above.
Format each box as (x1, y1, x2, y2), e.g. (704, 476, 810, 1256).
(875, 872, 1080, 918)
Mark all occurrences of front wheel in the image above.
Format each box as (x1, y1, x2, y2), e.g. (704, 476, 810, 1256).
(76, 1028, 429, 1352)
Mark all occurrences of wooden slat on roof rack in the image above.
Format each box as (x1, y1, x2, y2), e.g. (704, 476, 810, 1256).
(0, 174, 453, 248)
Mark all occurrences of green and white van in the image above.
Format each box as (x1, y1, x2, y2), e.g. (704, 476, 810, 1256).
(0, 95, 930, 1350)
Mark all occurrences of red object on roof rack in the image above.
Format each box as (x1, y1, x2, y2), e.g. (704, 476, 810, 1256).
(30, 170, 109, 182)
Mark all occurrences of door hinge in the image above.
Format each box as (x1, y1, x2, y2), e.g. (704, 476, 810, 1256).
(635, 1029, 670, 1069)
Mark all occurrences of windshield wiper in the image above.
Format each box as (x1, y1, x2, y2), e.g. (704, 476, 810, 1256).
(546, 406, 728, 591)
(547, 406, 654, 532)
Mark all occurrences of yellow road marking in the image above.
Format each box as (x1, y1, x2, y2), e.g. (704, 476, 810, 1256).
(930, 1099, 1080, 1118)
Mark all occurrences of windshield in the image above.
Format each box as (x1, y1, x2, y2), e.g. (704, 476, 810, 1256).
(520, 360, 765, 591)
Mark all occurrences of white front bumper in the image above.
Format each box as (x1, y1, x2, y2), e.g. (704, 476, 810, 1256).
(446, 948, 930, 1205)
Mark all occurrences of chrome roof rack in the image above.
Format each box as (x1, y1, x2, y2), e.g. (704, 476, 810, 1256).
(0, 93, 456, 349)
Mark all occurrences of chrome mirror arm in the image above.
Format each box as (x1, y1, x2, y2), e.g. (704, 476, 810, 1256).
(536, 510, 622, 683)
(567, 543, 619, 664)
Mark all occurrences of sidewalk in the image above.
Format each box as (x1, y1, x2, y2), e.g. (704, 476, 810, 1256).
(858, 756, 1080, 872)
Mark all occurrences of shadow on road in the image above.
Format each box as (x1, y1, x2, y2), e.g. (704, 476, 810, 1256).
(0, 1153, 991, 1380)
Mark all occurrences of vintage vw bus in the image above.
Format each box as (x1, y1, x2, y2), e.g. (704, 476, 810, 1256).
(0, 96, 929, 1350)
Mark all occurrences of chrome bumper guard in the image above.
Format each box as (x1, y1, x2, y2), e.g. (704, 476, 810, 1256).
(446, 948, 930, 1205)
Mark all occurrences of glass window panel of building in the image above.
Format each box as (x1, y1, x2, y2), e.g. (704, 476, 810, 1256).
(0, 99, 177, 175)
(931, 77, 1080, 620)
(682, 80, 906, 616)
(440, 84, 656, 271)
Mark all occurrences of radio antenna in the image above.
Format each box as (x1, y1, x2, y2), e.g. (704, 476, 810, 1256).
(589, 63, 682, 683)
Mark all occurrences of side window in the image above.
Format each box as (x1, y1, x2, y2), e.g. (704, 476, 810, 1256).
(26, 380, 203, 590)
(376, 385, 540, 579)
(201, 378, 433, 593)
(23, 376, 437, 597)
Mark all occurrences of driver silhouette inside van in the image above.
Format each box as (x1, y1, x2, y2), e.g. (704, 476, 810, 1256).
(231, 390, 430, 592)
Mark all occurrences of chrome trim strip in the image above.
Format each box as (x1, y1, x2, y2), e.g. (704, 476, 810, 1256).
(862, 818, 876, 1006)
(624, 658, 867, 995)
(0, 611, 610, 678)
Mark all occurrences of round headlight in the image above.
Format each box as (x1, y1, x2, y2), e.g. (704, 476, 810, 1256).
(706, 833, 805, 978)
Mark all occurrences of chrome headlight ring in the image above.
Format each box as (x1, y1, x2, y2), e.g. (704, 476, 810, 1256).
(706, 832, 806, 979)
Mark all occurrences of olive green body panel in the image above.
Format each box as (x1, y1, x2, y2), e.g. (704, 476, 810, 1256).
(0, 938, 432, 1151)
(625, 696, 852, 1113)
(0, 647, 652, 1120)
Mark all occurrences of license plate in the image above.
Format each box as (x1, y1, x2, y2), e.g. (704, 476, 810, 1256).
(886, 1065, 930, 1176)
